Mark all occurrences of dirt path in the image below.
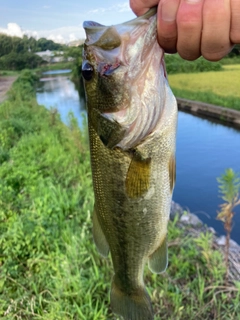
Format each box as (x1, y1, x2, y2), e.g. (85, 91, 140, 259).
(0, 76, 17, 103)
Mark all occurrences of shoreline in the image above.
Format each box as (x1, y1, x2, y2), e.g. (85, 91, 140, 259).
(177, 97, 240, 129)
(170, 201, 240, 283)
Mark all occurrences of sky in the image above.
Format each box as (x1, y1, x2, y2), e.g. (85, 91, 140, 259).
(0, 0, 136, 44)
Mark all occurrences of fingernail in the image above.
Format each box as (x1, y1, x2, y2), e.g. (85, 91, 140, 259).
(161, 0, 179, 22)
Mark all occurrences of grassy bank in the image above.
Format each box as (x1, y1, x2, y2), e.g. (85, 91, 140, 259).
(0, 61, 74, 78)
(168, 64, 240, 111)
(0, 70, 19, 77)
(0, 71, 239, 319)
(37, 61, 74, 72)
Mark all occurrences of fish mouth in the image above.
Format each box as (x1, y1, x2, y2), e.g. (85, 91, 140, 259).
(83, 7, 157, 50)
(83, 7, 167, 151)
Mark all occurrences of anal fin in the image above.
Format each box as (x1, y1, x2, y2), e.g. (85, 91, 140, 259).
(148, 236, 168, 273)
(93, 207, 109, 257)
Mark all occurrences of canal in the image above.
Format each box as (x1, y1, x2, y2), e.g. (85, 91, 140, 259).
(36, 70, 240, 244)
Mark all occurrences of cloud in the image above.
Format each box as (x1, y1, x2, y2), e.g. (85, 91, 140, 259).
(0, 2, 133, 44)
(116, 2, 131, 12)
(47, 34, 65, 43)
(0, 22, 86, 44)
(69, 33, 77, 42)
(36, 26, 86, 44)
(0, 23, 24, 38)
(87, 7, 107, 14)
(87, 1, 131, 15)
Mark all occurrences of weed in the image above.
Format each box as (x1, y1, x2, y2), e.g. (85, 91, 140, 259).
(217, 169, 240, 281)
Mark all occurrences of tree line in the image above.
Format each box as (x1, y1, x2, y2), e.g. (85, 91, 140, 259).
(0, 34, 66, 70)
(0, 33, 239, 72)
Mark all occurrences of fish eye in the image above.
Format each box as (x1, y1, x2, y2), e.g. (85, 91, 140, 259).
(82, 62, 94, 81)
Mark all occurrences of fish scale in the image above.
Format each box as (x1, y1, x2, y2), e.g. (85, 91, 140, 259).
(82, 7, 177, 320)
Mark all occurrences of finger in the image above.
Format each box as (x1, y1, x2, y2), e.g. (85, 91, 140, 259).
(176, 0, 204, 60)
(157, 0, 180, 53)
(201, 0, 231, 61)
(230, 0, 240, 43)
(130, 0, 159, 16)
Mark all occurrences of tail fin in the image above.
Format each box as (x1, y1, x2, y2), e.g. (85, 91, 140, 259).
(110, 276, 153, 320)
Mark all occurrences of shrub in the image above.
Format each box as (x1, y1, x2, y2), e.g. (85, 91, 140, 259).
(165, 54, 222, 74)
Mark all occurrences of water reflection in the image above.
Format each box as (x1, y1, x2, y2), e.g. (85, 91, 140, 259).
(37, 70, 86, 127)
(43, 69, 72, 75)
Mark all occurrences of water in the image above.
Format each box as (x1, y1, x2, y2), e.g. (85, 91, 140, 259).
(174, 112, 240, 243)
(42, 69, 72, 75)
(36, 71, 240, 244)
(37, 69, 86, 127)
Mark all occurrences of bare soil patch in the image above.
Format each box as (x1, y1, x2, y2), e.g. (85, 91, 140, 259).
(0, 76, 17, 103)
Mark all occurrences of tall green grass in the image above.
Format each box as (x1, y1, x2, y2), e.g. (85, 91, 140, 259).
(0, 71, 239, 319)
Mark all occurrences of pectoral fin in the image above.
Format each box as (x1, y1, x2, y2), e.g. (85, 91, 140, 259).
(90, 109, 125, 149)
(93, 207, 109, 257)
(148, 236, 168, 274)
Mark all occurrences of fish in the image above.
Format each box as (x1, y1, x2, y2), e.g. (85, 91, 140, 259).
(82, 7, 178, 320)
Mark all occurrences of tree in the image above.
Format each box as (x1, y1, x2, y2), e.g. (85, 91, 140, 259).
(0, 34, 13, 57)
(36, 38, 65, 52)
(0, 34, 66, 70)
(0, 52, 44, 70)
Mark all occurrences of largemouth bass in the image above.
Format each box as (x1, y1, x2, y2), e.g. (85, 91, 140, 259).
(82, 8, 177, 320)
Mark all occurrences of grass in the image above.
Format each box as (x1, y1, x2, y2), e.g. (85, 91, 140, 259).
(168, 64, 240, 111)
(0, 71, 239, 319)
(165, 54, 222, 74)
(220, 56, 240, 65)
(37, 61, 73, 72)
(170, 89, 240, 111)
(223, 64, 240, 71)
(0, 62, 73, 78)
(0, 70, 20, 76)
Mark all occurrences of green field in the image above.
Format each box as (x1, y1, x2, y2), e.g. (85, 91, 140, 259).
(168, 64, 240, 110)
(0, 71, 239, 319)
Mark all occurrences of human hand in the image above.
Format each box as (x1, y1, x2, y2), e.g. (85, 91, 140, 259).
(130, 0, 240, 61)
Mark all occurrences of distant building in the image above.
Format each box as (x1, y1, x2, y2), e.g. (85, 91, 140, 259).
(35, 50, 54, 62)
(51, 56, 64, 63)
(35, 50, 68, 63)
